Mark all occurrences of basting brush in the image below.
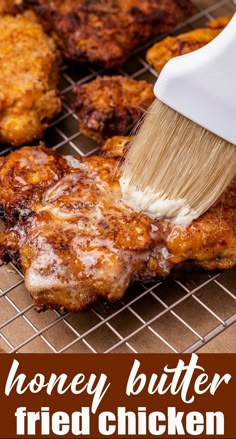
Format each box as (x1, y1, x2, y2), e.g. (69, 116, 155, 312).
(120, 14, 236, 226)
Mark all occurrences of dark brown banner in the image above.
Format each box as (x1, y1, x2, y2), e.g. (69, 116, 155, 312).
(0, 353, 235, 438)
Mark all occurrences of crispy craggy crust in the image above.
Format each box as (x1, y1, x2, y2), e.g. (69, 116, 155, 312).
(0, 144, 67, 222)
(146, 16, 231, 73)
(18, 0, 193, 68)
(101, 136, 132, 158)
(0, 142, 235, 312)
(74, 76, 155, 143)
(0, 15, 61, 147)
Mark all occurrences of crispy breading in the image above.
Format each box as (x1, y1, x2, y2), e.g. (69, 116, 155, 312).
(207, 16, 231, 29)
(0, 0, 40, 22)
(0, 142, 235, 312)
(101, 136, 132, 158)
(0, 15, 61, 147)
(0, 144, 67, 222)
(146, 16, 231, 73)
(74, 76, 155, 143)
(18, 0, 193, 68)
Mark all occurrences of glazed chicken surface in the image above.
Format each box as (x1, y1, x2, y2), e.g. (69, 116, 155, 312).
(18, 0, 193, 68)
(0, 142, 235, 312)
(74, 76, 155, 143)
(146, 16, 231, 73)
(0, 15, 61, 147)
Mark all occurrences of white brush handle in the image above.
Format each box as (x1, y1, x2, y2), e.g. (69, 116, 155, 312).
(154, 14, 236, 145)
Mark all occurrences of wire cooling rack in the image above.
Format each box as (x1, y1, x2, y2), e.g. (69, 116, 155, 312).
(0, 0, 235, 354)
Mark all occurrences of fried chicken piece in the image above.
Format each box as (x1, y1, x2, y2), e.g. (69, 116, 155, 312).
(74, 76, 155, 143)
(0, 15, 61, 147)
(0, 142, 235, 312)
(101, 136, 132, 158)
(146, 16, 231, 73)
(0, 143, 67, 223)
(18, 0, 193, 68)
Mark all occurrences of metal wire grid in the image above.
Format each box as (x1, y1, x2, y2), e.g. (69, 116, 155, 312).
(0, 0, 235, 353)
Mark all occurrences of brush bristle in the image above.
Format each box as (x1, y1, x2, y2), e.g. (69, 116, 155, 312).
(120, 99, 236, 225)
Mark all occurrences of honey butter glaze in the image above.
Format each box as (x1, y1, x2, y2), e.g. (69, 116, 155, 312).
(0, 144, 235, 311)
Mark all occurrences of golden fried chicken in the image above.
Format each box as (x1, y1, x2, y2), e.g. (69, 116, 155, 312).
(146, 16, 231, 73)
(0, 144, 67, 222)
(0, 15, 61, 147)
(0, 142, 235, 312)
(18, 0, 193, 68)
(74, 76, 155, 143)
(101, 136, 132, 158)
